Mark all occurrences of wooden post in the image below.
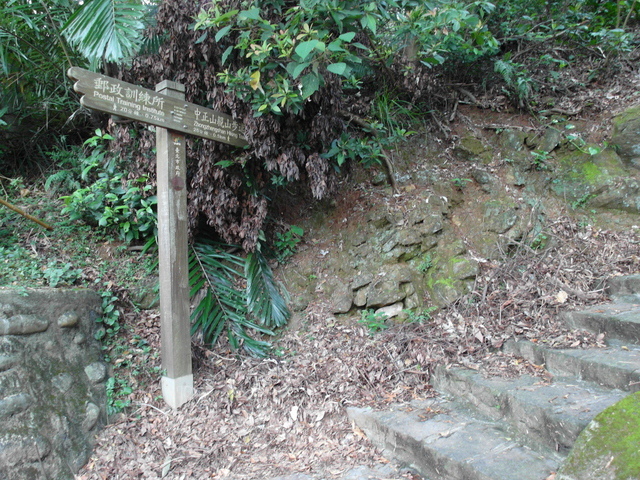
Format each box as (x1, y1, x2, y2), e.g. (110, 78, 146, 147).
(68, 67, 247, 409)
(155, 80, 193, 408)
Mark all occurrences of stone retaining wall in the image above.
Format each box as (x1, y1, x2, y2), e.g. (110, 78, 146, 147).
(0, 288, 107, 480)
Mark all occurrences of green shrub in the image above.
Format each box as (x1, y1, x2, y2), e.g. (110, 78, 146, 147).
(194, 0, 498, 167)
(61, 174, 157, 242)
(404, 306, 438, 323)
(358, 309, 388, 334)
(60, 130, 157, 243)
(96, 290, 122, 341)
(43, 261, 82, 287)
(274, 225, 304, 262)
(105, 376, 132, 416)
(44, 145, 85, 194)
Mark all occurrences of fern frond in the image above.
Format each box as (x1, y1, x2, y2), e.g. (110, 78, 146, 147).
(494, 59, 516, 84)
(44, 170, 80, 193)
(494, 58, 532, 105)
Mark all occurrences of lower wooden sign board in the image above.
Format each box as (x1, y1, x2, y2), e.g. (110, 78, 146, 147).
(68, 67, 248, 147)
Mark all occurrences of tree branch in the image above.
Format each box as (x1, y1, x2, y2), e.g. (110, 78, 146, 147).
(0, 198, 53, 230)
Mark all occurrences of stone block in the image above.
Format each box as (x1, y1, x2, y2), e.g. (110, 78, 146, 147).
(0, 314, 49, 335)
(58, 311, 80, 328)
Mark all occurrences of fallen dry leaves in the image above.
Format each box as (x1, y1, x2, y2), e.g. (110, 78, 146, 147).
(442, 217, 640, 354)
(78, 311, 438, 479)
(77, 217, 640, 480)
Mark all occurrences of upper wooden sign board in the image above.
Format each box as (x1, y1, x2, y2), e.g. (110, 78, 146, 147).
(68, 67, 248, 147)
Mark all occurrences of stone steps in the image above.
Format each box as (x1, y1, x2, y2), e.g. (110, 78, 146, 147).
(504, 339, 640, 393)
(348, 397, 561, 480)
(432, 366, 626, 454)
(606, 274, 640, 298)
(347, 274, 640, 480)
(561, 302, 640, 343)
(269, 464, 404, 480)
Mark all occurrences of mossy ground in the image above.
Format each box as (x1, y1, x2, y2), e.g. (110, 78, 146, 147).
(0, 185, 157, 292)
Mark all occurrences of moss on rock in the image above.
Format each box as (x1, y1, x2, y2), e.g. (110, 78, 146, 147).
(552, 147, 628, 204)
(455, 135, 494, 164)
(558, 392, 640, 480)
(612, 104, 640, 132)
(424, 254, 478, 306)
(611, 104, 640, 167)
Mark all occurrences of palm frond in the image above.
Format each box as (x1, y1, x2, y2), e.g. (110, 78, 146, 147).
(246, 251, 290, 329)
(189, 238, 289, 357)
(227, 322, 273, 357)
(62, 0, 151, 64)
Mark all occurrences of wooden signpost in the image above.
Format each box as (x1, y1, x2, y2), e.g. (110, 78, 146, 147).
(68, 67, 247, 409)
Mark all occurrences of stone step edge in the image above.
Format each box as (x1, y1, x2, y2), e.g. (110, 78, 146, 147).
(561, 303, 640, 344)
(608, 294, 640, 304)
(503, 339, 640, 392)
(266, 463, 408, 480)
(431, 365, 626, 455)
(347, 397, 561, 480)
(606, 274, 640, 298)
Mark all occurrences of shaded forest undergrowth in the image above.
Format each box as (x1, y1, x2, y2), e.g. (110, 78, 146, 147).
(3, 107, 640, 479)
(3, 0, 640, 477)
(6, 159, 639, 479)
(74, 210, 640, 480)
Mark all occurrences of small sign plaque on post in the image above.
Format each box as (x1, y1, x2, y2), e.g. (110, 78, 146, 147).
(68, 67, 247, 409)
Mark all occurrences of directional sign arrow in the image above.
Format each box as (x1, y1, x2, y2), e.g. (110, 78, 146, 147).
(67, 67, 248, 147)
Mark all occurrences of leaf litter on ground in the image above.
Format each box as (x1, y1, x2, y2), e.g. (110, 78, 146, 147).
(78, 216, 640, 479)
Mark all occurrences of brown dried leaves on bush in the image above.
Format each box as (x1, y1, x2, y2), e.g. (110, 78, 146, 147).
(113, 0, 347, 250)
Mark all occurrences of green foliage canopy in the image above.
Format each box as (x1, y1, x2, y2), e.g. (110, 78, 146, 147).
(194, 0, 498, 117)
(0, 0, 158, 171)
(0, 0, 83, 169)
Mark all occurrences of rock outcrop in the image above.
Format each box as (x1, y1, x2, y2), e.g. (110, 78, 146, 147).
(281, 106, 640, 320)
(558, 391, 640, 480)
(611, 103, 640, 169)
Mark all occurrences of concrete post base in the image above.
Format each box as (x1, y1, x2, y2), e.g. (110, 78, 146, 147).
(161, 374, 194, 409)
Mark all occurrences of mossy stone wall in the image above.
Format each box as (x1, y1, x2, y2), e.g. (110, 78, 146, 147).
(0, 288, 107, 480)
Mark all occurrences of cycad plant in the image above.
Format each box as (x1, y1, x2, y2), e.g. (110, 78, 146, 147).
(189, 238, 290, 357)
